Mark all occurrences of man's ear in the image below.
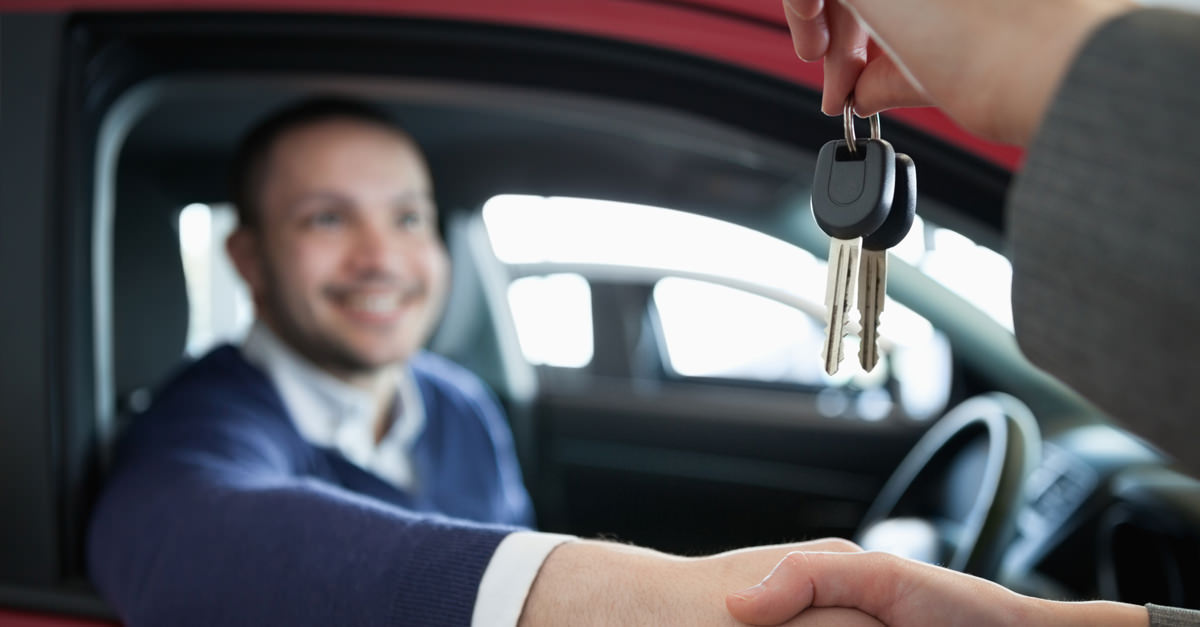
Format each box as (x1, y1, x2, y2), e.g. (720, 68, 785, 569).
(226, 227, 264, 294)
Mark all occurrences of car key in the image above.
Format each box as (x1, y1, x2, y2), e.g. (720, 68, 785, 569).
(858, 152, 917, 372)
(811, 104, 895, 375)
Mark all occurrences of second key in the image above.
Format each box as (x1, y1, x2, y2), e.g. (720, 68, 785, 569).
(858, 152, 917, 372)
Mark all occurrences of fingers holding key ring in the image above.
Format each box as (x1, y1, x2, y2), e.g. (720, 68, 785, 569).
(843, 94, 882, 156)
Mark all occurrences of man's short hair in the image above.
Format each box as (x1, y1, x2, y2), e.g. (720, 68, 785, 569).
(229, 97, 415, 229)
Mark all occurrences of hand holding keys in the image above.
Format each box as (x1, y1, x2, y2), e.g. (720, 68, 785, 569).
(811, 97, 917, 375)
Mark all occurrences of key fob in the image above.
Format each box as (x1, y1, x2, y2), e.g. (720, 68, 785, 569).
(863, 153, 917, 251)
(812, 138, 895, 240)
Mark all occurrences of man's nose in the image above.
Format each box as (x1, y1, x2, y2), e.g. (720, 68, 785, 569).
(348, 221, 401, 275)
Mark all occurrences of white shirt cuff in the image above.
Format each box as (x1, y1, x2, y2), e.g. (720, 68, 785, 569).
(471, 531, 575, 627)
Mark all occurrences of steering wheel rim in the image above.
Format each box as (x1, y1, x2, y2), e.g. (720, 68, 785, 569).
(857, 392, 1041, 579)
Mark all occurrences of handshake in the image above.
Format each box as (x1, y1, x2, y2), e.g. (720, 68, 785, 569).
(518, 537, 1148, 626)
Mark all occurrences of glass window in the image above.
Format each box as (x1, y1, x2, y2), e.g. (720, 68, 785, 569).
(507, 274, 594, 368)
(480, 194, 967, 420)
(177, 203, 253, 355)
(891, 215, 1013, 331)
(481, 194, 826, 299)
(652, 276, 887, 389)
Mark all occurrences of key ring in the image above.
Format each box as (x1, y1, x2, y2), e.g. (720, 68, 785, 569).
(843, 94, 882, 156)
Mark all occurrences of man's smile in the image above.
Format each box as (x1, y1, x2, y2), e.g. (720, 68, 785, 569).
(327, 286, 423, 325)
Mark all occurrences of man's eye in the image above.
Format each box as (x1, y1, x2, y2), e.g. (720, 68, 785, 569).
(397, 211, 424, 229)
(307, 211, 343, 228)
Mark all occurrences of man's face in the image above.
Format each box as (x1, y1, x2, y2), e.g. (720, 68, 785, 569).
(233, 117, 449, 378)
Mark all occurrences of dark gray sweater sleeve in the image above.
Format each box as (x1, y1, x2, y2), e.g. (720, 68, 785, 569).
(1008, 8, 1200, 478)
(1149, 604, 1200, 627)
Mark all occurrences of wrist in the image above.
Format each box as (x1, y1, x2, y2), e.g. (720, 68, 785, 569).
(1002, 0, 1136, 145)
(1029, 597, 1149, 627)
(517, 540, 684, 626)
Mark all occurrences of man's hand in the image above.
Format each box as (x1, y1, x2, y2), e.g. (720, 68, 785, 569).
(784, 0, 1134, 145)
(725, 550, 1149, 626)
(517, 538, 883, 626)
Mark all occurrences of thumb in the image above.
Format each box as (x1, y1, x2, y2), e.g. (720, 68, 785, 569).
(726, 552, 902, 625)
(852, 49, 930, 117)
(725, 552, 819, 625)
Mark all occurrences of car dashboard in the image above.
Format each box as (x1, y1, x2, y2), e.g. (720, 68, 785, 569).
(1006, 424, 1200, 607)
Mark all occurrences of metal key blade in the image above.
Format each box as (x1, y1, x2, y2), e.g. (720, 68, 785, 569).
(858, 151, 917, 373)
(822, 236, 861, 375)
(858, 248, 887, 371)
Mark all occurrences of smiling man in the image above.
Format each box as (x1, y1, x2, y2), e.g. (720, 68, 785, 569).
(223, 99, 536, 523)
(87, 98, 543, 624)
(87, 98, 878, 627)
(226, 102, 463, 477)
(228, 104, 449, 378)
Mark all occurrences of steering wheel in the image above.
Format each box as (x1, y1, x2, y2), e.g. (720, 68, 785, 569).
(856, 393, 1041, 580)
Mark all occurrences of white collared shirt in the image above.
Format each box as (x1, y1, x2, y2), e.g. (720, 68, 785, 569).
(239, 322, 571, 626)
(242, 321, 424, 490)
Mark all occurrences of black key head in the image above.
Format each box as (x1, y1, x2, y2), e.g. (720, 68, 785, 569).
(864, 153, 917, 251)
(812, 138, 895, 240)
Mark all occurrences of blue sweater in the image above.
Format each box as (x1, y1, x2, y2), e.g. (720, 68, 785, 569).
(88, 345, 533, 626)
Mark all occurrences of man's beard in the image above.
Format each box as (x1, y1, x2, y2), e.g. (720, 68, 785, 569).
(257, 265, 423, 378)
(267, 294, 381, 377)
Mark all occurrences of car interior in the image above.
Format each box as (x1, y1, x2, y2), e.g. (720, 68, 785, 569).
(2, 7, 1200, 622)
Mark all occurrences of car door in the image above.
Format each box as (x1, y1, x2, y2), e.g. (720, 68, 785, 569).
(0, 9, 118, 625)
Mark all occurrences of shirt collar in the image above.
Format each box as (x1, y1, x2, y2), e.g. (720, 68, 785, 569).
(240, 322, 426, 489)
(241, 321, 378, 443)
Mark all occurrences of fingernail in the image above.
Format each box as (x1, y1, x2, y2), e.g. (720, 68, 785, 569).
(730, 583, 765, 601)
